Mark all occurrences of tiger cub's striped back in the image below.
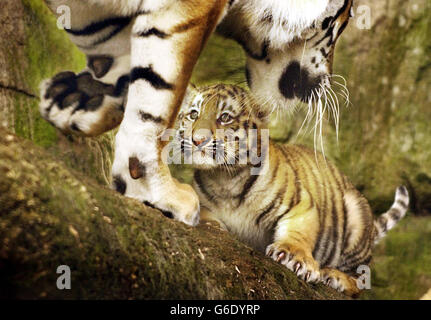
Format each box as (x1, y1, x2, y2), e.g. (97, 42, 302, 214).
(177, 84, 409, 296)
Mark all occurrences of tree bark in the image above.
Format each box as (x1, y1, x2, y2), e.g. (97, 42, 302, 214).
(0, 129, 347, 300)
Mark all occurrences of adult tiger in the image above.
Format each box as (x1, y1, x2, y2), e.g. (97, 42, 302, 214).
(40, 0, 353, 225)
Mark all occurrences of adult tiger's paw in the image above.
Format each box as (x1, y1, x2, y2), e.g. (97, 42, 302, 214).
(266, 242, 320, 283)
(153, 177, 201, 227)
(39, 71, 125, 136)
(113, 159, 200, 227)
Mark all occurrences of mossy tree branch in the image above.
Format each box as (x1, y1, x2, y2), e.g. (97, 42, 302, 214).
(0, 129, 347, 300)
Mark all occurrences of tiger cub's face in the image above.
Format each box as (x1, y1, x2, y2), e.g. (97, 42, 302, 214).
(177, 84, 267, 170)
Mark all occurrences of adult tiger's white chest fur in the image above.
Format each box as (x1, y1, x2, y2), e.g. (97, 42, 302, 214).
(235, 0, 330, 47)
(40, 0, 352, 226)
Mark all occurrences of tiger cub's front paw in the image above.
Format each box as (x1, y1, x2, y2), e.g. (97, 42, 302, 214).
(39, 71, 125, 136)
(266, 242, 320, 283)
(320, 268, 360, 297)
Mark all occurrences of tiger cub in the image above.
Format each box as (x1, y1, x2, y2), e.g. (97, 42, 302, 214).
(176, 84, 410, 296)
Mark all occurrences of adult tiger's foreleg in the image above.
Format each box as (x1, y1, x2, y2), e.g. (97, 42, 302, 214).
(112, 0, 229, 226)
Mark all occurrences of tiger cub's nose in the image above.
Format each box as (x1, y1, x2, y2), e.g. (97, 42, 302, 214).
(192, 129, 212, 147)
(193, 137, 209, 147)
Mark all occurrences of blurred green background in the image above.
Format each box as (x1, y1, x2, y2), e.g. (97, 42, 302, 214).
(0, 0, 430, 299)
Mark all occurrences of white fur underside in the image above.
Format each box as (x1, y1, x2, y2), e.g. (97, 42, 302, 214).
(241, 0, 330, 48)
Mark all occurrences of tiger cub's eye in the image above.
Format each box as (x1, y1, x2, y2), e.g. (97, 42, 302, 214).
(219, 113, 233, 124)
(189, 110, 199, 120)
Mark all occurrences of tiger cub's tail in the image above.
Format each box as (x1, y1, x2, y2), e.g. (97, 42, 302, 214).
(373, 186, 409, 245)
